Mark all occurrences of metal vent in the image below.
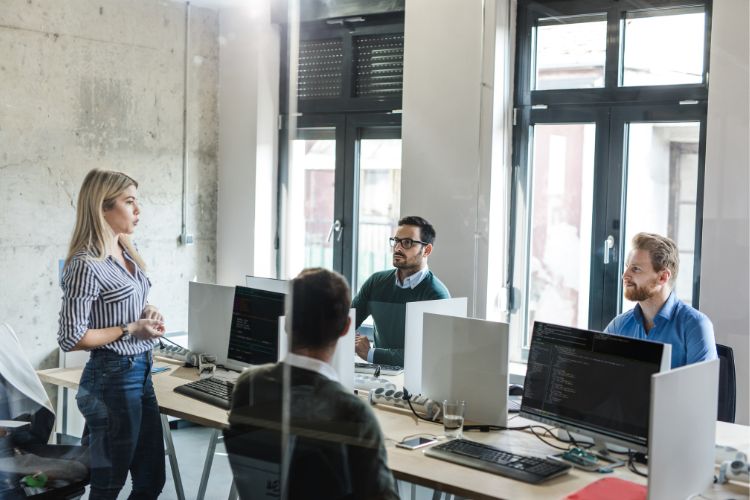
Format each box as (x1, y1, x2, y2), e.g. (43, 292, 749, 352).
(354, 34, 404, 98)
(297, 38, 344, 99)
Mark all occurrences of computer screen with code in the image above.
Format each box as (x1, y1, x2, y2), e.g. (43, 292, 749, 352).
(521, 321, 667, 450)
(227, 286, 285, 367)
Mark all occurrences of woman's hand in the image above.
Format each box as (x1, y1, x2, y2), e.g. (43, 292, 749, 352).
(141, 305, 164, 323)
(128, 319, 165, 340)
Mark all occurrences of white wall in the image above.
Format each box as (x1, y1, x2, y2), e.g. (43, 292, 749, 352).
(401, 0, 508, 317)
(701, 0, 750, 425)
(216, 3, 279, 285)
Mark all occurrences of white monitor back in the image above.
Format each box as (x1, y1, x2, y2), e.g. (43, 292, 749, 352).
(245, 276, 289, 295)
(421, 314, 509, 427)
(648, 358, 719, 500)
(278, 309, 356, 391)
(403, 298, 468, 393)
(188, 281, 235, 365)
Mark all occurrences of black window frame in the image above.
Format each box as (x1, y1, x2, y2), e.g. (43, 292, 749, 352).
(510, 0, 712, 345)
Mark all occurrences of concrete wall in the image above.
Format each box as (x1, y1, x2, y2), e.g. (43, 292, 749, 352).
(0, 0, 219, 371)
(701, 0, 750, 425)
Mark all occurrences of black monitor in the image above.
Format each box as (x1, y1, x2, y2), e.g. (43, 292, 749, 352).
(226, 286, 286, 370)
(520, 321, 671, 454)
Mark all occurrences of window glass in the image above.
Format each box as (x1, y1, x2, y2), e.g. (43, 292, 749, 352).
(356, 139, 402, 292)
(622, 122, 700, 310)
(525, 123, 596, 344)
(534, 14, 607, 90)
(621, 9, 705, 86)
(285, 132, 336, 277)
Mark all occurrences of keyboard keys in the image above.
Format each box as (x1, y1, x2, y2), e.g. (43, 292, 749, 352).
(424, 439, 570, 484)
(174, 377, 234, 409)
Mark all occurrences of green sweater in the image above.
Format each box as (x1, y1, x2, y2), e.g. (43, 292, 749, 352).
(352, 269, 450, 366)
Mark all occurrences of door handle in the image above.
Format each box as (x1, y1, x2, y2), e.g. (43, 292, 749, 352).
(603, 235, 615, 264)
(326, 219, 343, 243)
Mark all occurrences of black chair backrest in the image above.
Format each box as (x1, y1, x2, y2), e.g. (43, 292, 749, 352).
(224, 426, 353, 500)
(716, 344, 736, 423)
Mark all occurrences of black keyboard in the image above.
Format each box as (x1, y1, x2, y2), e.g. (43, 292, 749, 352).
(174, 377, 234, 409)
(508, 398, 521, 413)
(424, 439, 571, 484)
(354, 362, 403, 376)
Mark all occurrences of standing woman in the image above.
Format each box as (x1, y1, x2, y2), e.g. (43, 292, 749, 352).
(58, 169, 166, 499)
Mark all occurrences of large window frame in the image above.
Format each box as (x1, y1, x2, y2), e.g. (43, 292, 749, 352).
(510, 0, 712, 357)
(277, 14, 405, 284)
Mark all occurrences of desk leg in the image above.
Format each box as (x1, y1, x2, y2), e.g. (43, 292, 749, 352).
(197, 428, 220, 500)
(228, 479, 237, 500)
(62, 387, 68, 437)
(161, 415, 186, 500)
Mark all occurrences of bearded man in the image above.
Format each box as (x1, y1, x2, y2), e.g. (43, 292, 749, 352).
(604, 232, 717, 368)
(352, 216, 450, 367)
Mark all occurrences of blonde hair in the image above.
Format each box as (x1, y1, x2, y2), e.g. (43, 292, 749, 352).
(631, 232, 679, 285)
(65, 169, 146, 270)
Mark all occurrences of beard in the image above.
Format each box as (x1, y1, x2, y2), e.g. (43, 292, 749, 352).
(624, 280, 659, 302)
(392, 251, 422, 271)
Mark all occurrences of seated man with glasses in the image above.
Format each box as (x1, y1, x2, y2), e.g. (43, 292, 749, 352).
(352, 215, 450, 366)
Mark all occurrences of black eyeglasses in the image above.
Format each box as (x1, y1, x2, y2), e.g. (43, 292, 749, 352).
(389, 237, 429, 250)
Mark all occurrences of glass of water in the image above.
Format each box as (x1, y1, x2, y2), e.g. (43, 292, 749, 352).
(443, 400, 466, 439)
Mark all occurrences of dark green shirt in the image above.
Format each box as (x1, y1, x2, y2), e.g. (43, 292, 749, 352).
(352, 269, 450, 366)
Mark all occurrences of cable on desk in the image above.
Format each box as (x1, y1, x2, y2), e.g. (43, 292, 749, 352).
(398, 432, 439, 444)
(401, 388, 437, 423)
(627, 453, 648, 477)
(527, 426, 571, 451)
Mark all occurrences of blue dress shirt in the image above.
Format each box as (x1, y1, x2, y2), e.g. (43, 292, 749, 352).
(604, 291, 717, 368)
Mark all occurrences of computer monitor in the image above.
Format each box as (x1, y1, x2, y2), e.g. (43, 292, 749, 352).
(520, 321, 671, 454)
(225, 286, 286, 371)
(245, 275, 289, 295)
(188, 282, 235, 366)
(421, 313, 510, 427)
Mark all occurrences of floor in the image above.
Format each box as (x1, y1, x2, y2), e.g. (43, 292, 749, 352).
(78, 423, 442, 499)
(80, 424, 235, 500)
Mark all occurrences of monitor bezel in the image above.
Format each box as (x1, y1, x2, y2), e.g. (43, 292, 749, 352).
(519, 321, 671, 454)
(225, 285, 287, 372)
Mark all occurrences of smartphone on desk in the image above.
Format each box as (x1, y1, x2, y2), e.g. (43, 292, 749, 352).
(396, 437, 438, 450)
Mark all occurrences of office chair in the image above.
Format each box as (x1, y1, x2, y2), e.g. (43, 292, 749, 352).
(0, 323, 89, 499)
(716, 344, 736, 423)
(224, 425, 354, 500)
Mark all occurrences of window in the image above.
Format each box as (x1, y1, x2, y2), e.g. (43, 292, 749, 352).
(508, 0, 711, 360)
(278, 14, 405, 286)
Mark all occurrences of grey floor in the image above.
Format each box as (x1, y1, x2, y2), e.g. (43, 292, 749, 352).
(79, 423, 443, 500)
(80, 424, 235, 500)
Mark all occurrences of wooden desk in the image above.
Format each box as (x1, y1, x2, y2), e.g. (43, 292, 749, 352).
(38, 363, 750, 500)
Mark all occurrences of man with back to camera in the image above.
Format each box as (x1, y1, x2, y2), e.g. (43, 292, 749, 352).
(225, 268, 399, 500)
(352, 215, 450, 367)
(604, 232, 717, 368)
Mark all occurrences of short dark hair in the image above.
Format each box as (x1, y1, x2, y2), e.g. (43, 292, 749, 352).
(398, 215, 436, 244)
(288, 268, 351, 349)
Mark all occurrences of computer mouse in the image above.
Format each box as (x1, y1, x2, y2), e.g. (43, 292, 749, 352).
(508, 384, 524, 396)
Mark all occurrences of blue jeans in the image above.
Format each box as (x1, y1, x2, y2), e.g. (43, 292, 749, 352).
(77, 350, 165, 500)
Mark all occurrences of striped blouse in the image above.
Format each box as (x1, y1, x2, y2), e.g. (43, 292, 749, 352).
(57, 248, 156, 355)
